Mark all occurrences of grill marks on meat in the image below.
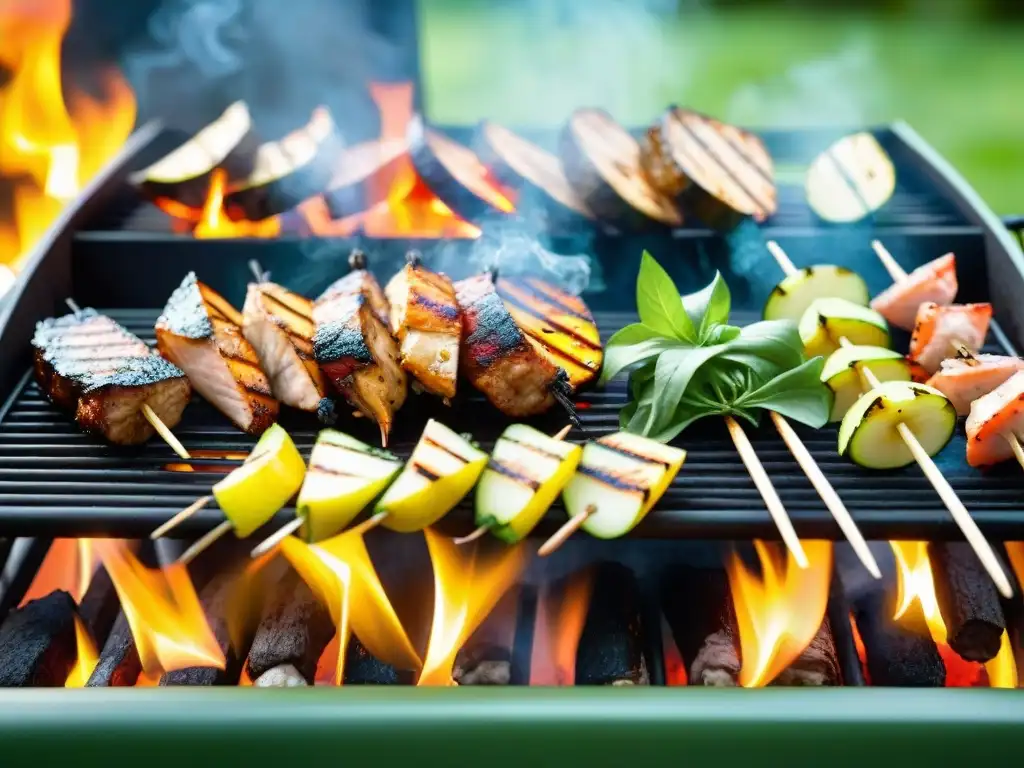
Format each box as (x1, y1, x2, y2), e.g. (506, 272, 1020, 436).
(157, 272, 279, 434)
(455, 273, 561, 417)
(242, 281, 328, 412)
(314, 270, 406, 446)
(32, 309, 191, 445)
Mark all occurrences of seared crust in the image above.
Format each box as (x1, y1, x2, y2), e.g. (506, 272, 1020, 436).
(454, 273, 559, 417)
(319, 269, 390, 327)
(393, 263, 461, 337)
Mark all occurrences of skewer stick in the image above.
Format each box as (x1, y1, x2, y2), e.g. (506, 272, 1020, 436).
(870, 240, 909, 282)
(178, 520, 233, 566)
(537, 505, 594, 557)
(248, 259, 269, 283)
(150, 495, 213, 539)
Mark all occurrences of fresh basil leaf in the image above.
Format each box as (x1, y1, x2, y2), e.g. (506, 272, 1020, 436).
(704, 324, 742, 345)
(647, 401, 708, 442)
(636, 251, 696, 342)
(629, 361, 657, 400)
(605, 322, 661, 348)
(727, 319, 806, 371)
(644, 345, 727, 433)
(682, 272, 731, 341)
(601, 337, 685, 384)
(737, 357, 832, 428)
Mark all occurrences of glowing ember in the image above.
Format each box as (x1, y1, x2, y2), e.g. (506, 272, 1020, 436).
(0, 0, 136, 285)
(93, 539, 224, 676)
(162, 449, 251, 473)
(849, 613, 869, 684)
(64, 615, 98, 687)
(726, 540, 833, 688)
(529, 569, 593, 686)
(419, 529, 527, 686)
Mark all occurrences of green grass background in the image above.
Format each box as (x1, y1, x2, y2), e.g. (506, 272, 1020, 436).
(418, 2, 1023, 214)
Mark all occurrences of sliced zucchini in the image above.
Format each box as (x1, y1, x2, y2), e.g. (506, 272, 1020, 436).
(821, 345, 911, 422)
(806, 132, 896, 224)
(798, 297, 890, 359)
(838, 381, 956, 469)
(763, 265, 870, 322)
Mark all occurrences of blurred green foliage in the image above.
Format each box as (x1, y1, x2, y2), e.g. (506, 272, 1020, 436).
(419, 2, 1023, 214)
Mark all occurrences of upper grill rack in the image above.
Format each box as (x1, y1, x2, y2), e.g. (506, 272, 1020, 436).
(0, 310, 1021, 540)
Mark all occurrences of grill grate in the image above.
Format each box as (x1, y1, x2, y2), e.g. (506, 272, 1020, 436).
(0, 310, 1020, 540)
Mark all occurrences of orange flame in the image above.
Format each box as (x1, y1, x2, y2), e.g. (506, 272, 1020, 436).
(64, 615, 98, 687)
(419, 529, 527, 686)
(529, 568, 593, 686)
(890, 541, 1016, 688)
(92, 539, 225, 676)
(19, 538, 101, 606)
(725, 540, 833, 688)
(194, 169, 281, 239)
(0, 0, 136, 281)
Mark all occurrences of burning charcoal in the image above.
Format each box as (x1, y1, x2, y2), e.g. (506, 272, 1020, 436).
(0, 590, 78, 687)
(77, 565, 119, 649)
(86, 611, 141, 687)
(453, 589, 518, 686)
(575, 562, 649, 686)
(853, 589, 945, 687)
(774, 618, 842, 686)
(344, 635, 413, 685)
(661, 566, 738, 686)
(245, 572, 334, 686)
(929, 542, 1006, 662)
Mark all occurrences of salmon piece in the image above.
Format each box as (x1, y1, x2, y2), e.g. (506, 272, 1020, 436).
(383, 256, 460, 399)
(454, 273, 564, 417)
(908, 302, 992, 374)
(242, 281, 329, 413)
(926, 354, 1024, 416)
(157, 272, 279, 434)
(870, 253, 957, 331)
(317, 253, 390, 327)
(33, 309, 191, 445)
(314, 271, 406, 446)
(965, 371, 1024, 467)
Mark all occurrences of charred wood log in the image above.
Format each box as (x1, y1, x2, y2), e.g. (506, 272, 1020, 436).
(575, 562, 648, 686)
(774, 618, 842, 686)
(852, 588, 945, 687)
(77, 565, 119, 649)
(86, 611, 141, 687)
(0, 590, 78, 687)
(345, 634, 414, 685)
(929, 542, 1006, 662)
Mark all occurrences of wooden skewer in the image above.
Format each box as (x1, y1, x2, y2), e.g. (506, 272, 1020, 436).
(150, 495, 213, 539)
(870, 239, 908, 282)
(537, 505, 594, 557)
(249, 510, 389, 559)
(178, 519, 233, 566)
(249, 259, 270, 283)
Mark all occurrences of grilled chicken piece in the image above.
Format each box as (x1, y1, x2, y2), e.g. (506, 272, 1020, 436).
(383, 254, 460, 400)
(33, 309, 191, 445)
(454, 272, 566, 417)
(317, 250, 390, 327)
(242, 281, 329, 413)
(966, 372, 1024, 467)
(870, 253, 957, 331)
(909, 301, 992, 374)
(156, 272, 279, 434)
(314, 267, 406, 446)
(926, 354, 1024, 416)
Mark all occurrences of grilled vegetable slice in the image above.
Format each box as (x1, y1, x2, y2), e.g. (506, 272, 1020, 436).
(560, 107, 682, 230)
(296, 430, 403, 542)
(242, 281, 328, 412)
(496, 276, 603, 391)
(408, 115, 515, 223)
(640, 106, 776, 231)
(821, 345, 910, 422)
(213, 424, 307, 538)
(927, 354, 1024, 417)
(562, 432, 686, 539)
(805, 132, 896, 223)
(225, 106, 344, 221)
(384, 255, 461, 399)
(871, 253, 957, 332)
(909, 302, 992, 374)
(375, 419, 488, 533)
(838, 382, 956, 469)
(475, 424, 582, 543)
(475, 120, 594, 226)
(132, 101, 257, 209)
(763, 265, 869, 322)
(156, 272, 279, 434)
(966, 372, 1024, 467)
(798, 298, 890, 359)
(323, 138, 408, 220)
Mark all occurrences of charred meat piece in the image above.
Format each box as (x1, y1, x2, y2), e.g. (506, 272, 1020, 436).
(157, 273, 279, 434)
(870, 253, 958, 332)
(33, 309, 191, 445)
(909, 302, 992, 374)
(317, 252, 390, 327)
(454, 273, 565, 417)
(242, 281, 329, 413)
(314, 259, 406, 446)
(926, 354, 1024, 416)
(384, 254, 461, 399)
(966, 371, 1024, 467)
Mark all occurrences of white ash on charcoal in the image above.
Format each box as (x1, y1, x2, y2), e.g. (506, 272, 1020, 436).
(0, 590, 78, 687)
(852, 588, 945, 687)
(574, 562, 649, 686)
(77, 565, 120, 650)
(929, 542, 1007, 663)
(453, 589, 519, 686)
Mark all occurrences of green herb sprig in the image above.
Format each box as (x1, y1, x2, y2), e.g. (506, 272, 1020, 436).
(603, 252, 833, 442)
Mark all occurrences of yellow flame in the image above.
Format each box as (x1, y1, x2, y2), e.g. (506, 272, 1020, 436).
(529, 569, 593, 686)
(63, 615, 98, 687)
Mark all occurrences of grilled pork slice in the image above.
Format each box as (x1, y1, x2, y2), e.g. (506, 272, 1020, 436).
(313, 273, 406, 446)
(384, 256, 460, 399)
(966, 372, 1024, 467)
(242, 281, 328, 413)
(156, 272, 279, 434)
(33, 309, 191, 445)
(870, 253, 957, 331)
(926, 354, 1024, 416)
(454, 273, 564, 417)
(909, 301, 992, 374)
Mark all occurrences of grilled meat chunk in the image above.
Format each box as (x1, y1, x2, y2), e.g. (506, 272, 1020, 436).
(909, 302, 992, 374)
(156, 272, 279, 434)
(33, 309, 191, 445)
(965, 371, 1024, 467)
(317, 257, 390, 327)
(454, 273, 563, 417)
(242, 281, 328, 412)
(871, 253, 957, 332)
(384, 257, 460, 399)
(314, 272, 407, 446)
(926, 354, 1024, 416)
